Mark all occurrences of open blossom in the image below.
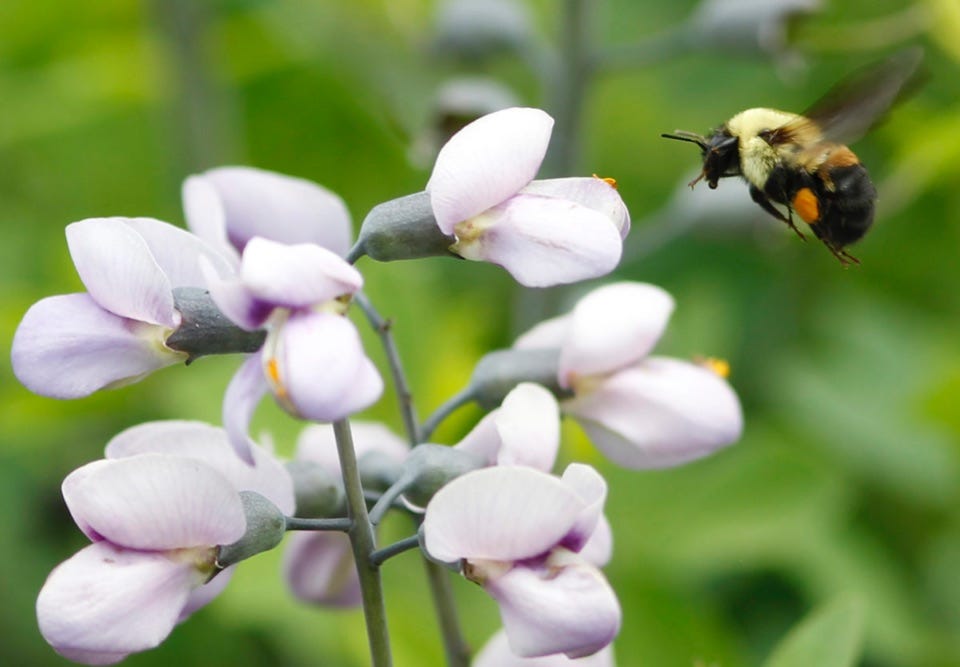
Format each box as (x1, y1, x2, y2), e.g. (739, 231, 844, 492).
(423, 464, 620, 659)
(37, 421, 293, 665)
(182, 166, 353, 262)
(426, 107, 630, 287)
(474, 629, 615, 667)
(204, 237, 383, 463)
(11, 217, 234, 399)
(283, 422, 408, 607)
(515, 282, 743, 469)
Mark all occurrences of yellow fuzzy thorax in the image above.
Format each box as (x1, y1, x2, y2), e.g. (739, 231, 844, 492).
(725, 108, 817, 190)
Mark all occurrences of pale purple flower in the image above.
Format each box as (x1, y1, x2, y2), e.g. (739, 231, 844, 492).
(455, 382, 560, 471)
(426, 107, 630, 287)
(515, 282, 743, 469)
(37, 421, 292, 665)
(423, 464, 620, 659)
(183, 166, 353, 262)
(283, 421, 408, 607)
(11, 217, 234, 399)
(204, 237, 383, 463)
(474, 629, 615, 667)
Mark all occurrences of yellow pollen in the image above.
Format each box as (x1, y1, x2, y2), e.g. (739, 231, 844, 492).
(593, 174, 618, 189)
(700, 357, 731, 378)
(265, 357, 288, 398)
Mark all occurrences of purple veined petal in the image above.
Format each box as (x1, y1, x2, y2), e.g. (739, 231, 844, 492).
(453, 410, 502, 465)
(473, 629, 616, 667)
(563, 357, 744, 469)
(179, 566, 235, 622)
(494, 383, 560, 471)
(521, 177, 631, 239)
(190, 167, 353, 258)
(181, 174, 237, 263)
(200, 256, 274, 331)
(123, 216, 238, 287)
(513, 314, 571, 351)
(453, 194, 623, 288)
(558, 464, 607, 555)
(282, 531, 361, 607)
(578, 515, 612, 568)
(486, 550, 621, 659)
(223, 354, 269, 465)
(422, 466, 585, 563)
(427, 107, 554, 234)
(271, 312, 383, 422)
(62, 455, 246, 550)
(105, 420, 295, 516)
(240, 237, 363, 308)
(36, 542, 206, 665)
(559, 282, 674, 387)
(11, 293, 186, 399)
(296, 421, 409, 476)
(66, 218, 177, 327)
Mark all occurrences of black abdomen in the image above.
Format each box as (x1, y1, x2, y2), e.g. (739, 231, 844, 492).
(814, 164, 877, 248)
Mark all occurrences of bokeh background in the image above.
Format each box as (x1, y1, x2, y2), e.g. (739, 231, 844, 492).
(2, 0, 959, 665)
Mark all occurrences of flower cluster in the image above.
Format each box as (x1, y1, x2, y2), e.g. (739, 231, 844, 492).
(12, 106, 743, 666)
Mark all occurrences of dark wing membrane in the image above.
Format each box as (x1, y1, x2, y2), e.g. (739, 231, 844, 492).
(767, 47, 923, 147)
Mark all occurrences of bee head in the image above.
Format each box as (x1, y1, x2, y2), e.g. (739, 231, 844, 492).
(662, 128, 741, 189)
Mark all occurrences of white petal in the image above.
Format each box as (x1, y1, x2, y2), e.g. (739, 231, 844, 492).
(63, 455, 246, 550)
(179, 566, 235, 621)
(282, 532, 361, 607)
(11, 294, 184, 399)
(105, 420, 295, 516)
(513, 314, 571, 351)
(560, 282, 674, 386)
(453, 410, 503, 465)
(201, 256, 273, 331)
(487, 551, 620, 659)
(428, 107, 553, 234)
(240, 237, 362, 307)
(474, 629, 616, 667)
(422, 467, 584, 563)
(223, 354, 269, 465)
(522, 177, 630, 238)
(295, 421, 410, 477)
(193, 167, 353, 257)
(558, 464, 607, 555)
(37, 542, 204, 664)
(66, 218, 176, 327)
(564, 357, 743, 469)
(182, 174, 236, 263)
(494, 383, 560, 471)
(454, 194, 622, 288)
(123, 216, 237, 287)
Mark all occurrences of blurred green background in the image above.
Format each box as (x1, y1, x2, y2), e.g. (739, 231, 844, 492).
(2, 0, 959, 665)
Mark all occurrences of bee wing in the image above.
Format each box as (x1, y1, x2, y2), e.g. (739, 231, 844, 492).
(766, 47, 923, 147)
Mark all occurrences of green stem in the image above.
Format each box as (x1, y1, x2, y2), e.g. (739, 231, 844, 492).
(421, 386, 476, 442)
(424, 558, 471, 667)
(284, 517, 352, 532)
(333, 419, 392, 667)
(355, 292, 422, 446)
(370, 535, 422, 567)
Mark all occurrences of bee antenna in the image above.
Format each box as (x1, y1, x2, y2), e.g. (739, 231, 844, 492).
(660, 130, 708, 149)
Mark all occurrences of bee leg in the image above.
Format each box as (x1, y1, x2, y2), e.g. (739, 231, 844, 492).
(822, 240, 860, 267)
(749, 186, 807, 241)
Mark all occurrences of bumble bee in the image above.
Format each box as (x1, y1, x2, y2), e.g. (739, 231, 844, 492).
(663, 49, 922, 265)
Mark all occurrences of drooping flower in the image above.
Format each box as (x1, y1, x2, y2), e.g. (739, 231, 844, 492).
(204, 237, 383, 463)
(11, 217, 234, 399)
(37, 421, 293, 665)
(426, 107, 630, 287)
(474, 629, 615, 667)
(423, 464, 620, 659)
(182, 166, 353, 262)
(515, 282, 743, 469)
(283, 421, 408, 607)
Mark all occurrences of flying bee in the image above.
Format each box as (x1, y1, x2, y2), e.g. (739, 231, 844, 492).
(662, 49, 922, 265)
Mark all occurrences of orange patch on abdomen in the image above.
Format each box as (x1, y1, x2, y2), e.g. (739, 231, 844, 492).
(792, 188, 820, 224)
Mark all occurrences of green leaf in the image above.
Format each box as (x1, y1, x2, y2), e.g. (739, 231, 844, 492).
(763, 595, 865, 667)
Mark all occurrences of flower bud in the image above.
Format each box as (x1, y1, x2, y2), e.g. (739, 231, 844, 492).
(469, 348, 568, 409)
(166, 287, 266, 360)
(432, 0, 532, 61)
(354, 192, 457, 262)
(687, 0, 820, 58)
(216, 491, 286, 568)
(401, 444, 487, 508)
(358, 449, 406, 492)
(285, 460, 345, 518)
